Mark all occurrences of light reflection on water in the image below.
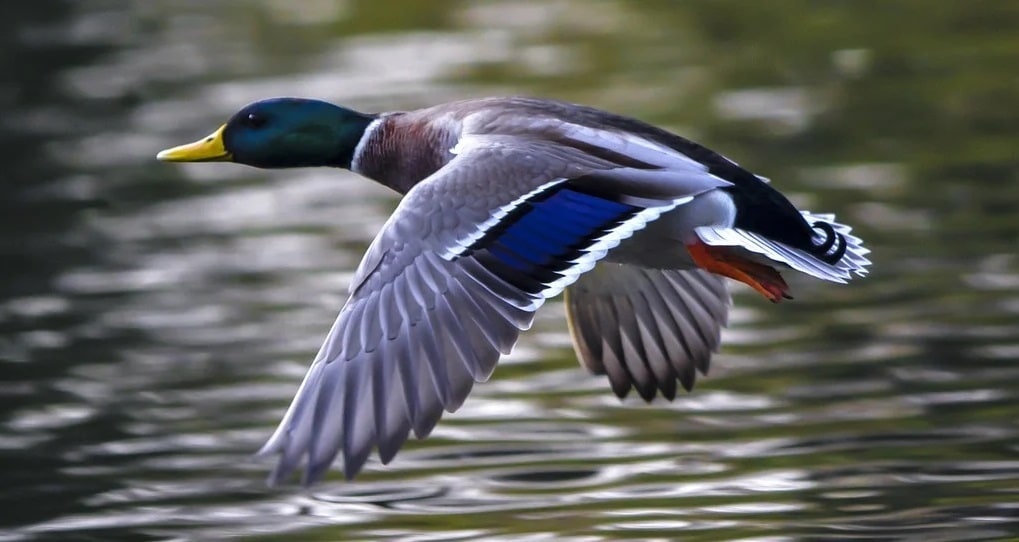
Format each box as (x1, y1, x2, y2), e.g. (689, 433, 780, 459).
(2, 1, 1019, 541)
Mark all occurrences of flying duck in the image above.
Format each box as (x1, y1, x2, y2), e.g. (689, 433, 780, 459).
(157, 96, 870, 485)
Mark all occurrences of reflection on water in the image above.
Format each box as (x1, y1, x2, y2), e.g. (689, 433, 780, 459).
(2, 1, 1018, 540)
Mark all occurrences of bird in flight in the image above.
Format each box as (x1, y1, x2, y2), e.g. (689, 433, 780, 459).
(158, 96, 870, 485)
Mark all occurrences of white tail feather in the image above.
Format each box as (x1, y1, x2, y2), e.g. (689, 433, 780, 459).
(695, 211, 870, 283)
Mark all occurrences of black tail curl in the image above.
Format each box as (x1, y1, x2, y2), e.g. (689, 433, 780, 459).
(810, 221, 847, 264)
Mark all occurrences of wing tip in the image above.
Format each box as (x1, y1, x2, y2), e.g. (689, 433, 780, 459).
(257, 440, 360, 487)
(265, 453, 300, 488)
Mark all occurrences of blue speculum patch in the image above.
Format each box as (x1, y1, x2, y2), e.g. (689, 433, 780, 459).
(466, 185, 640, 291)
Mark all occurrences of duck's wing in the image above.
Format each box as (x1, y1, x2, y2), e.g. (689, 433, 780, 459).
(564, 265, 729, 402)
(257, 135, 731, 485)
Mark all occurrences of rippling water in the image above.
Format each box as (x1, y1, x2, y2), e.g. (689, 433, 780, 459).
(3, 1, 1018, 540)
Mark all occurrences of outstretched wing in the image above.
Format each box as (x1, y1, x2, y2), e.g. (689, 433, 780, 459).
(564, 265, 729, 401)
(257, 135, 730, 485)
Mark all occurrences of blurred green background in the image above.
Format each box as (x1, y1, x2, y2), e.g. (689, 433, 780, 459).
(2, 1, 1018, 540)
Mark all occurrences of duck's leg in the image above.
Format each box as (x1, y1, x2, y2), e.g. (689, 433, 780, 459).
(686, 240, 791, 303)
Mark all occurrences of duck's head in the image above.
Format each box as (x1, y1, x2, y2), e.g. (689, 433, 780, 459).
(156, 98, 375, 169)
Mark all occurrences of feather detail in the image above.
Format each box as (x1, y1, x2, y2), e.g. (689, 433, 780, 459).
(695, 211, 870, 283)
(564, 265, 730, 400)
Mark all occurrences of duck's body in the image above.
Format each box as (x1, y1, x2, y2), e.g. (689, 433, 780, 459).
(352, 97, 860, 277)
(158, 96, 869, 485)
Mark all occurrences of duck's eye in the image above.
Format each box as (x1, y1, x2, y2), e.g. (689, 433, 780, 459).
(243, 113, 268, 129)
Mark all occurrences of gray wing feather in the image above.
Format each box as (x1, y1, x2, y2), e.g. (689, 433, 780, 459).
(626, 289, 678, 400)
(612, 293, 657, 400)
(341, 358, 373, 477)
(595, 303, 632, 399)
(656, 269, 724, 375)
(564, 264, 730, 400)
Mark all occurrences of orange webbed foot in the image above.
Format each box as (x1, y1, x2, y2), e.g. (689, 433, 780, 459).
(686, 240, 791, 303)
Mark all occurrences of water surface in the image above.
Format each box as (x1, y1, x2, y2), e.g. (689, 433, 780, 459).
(2, 1, 1018, 540)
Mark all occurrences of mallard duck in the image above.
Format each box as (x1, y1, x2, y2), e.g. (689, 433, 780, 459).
(158, 96, 869, 485)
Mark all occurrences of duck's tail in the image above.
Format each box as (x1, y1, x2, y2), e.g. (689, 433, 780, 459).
(693, 211, 871, 285)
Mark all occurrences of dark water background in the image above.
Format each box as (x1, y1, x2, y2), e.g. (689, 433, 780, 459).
(2, 1, 1018, 540)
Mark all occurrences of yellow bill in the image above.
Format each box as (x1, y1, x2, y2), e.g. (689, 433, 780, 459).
(156, 125, 232, 162)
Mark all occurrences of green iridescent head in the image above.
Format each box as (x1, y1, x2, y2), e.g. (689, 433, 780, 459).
(157, 98, 374, 169)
